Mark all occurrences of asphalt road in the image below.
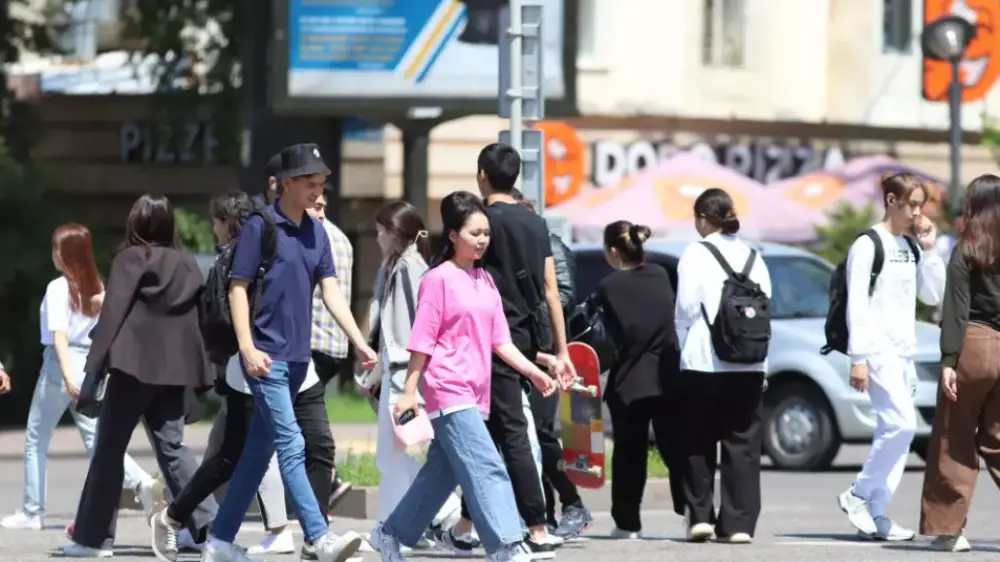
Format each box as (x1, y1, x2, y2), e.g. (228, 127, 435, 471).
(2, 446, 1000, 560)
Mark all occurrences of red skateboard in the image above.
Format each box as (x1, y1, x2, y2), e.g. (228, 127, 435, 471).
(558, 342, 606, 488)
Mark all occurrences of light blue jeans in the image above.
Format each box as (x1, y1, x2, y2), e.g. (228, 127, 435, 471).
(22, 346, 150, 515)
(210, 360, 328, 544)
(384, 407, 523, 554)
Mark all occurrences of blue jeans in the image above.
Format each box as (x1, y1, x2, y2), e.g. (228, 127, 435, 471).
(23, 346, 150, 515)
(210, 360, 328, 543)
(384, 408, 523, 554)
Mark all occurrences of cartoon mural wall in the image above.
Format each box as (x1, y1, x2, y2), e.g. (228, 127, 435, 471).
(922, 0, 1000, 102)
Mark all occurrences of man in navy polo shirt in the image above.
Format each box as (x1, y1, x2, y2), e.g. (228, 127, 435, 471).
(202, 143, 377, 562)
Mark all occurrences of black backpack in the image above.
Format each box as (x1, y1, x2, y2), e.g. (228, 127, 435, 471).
(700, 242, 772, 364)
(200, 210, 279, 365)
(820, 229, 921, 356)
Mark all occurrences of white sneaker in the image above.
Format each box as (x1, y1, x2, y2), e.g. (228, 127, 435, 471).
(858, 516, 915, 542)
(486, 543, 532, 562)
(931, 534, 971, 552)
(314, 530, 363, 562)
(200, 538, 263, 562)
(136, 479, 160, 523)
(179, 528, 205, 552)
(61, 542, 114, 558)
(1, 511, 41, 530)
(534, 532, 564, 548)
(837, 489, 877, 536)
(609, 527, 641, 540)
(369, 522, 405, 561)
(717, 532, 752, 544)
(247, 527, 296, 554)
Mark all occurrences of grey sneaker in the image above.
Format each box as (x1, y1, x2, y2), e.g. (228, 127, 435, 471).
(552, 504, 594, 539)
(931, 534, 971, 552)
(150, 509, 180, 562)
(369, 522, 405, 562)
(486, 543, 532, 562)
(837, 488, 877, 536)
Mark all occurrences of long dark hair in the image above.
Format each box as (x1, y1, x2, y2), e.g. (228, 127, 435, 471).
(693, 188, 740, 235)
(375, 201, 431, 274)
(123, 193, 181, 256)
(430, 191, 487, 268)
(53, 223, 103, 317)
(210, 191, 254, 242)
(603, 220, 651, 265)
(958, 174, 1000, 271)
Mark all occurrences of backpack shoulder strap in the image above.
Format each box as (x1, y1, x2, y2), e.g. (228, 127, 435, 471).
(861, 229, 884, 295)
(739, 249, 758, 277)
(902, 235, 922, 265)
(699, 241, 738, 279)
(253, 210, 279, 273)
(398, 264, 417, 323)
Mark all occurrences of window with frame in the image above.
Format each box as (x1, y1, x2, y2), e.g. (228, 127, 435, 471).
(702, 0, 746, 68)
(576, 0, 598, 63)
(882, 0, 913, 54)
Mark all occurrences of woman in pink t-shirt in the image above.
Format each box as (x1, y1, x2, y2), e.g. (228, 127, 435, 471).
(369, 192, 556, 562)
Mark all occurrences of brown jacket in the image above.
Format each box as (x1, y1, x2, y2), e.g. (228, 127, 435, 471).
(85, 245, 212, 389)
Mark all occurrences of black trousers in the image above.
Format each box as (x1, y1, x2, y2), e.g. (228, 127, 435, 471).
(461, 356, 547, 527)
(679, 371, 764, 537)
(528, 386, 581, 524)
(312, 350, 344, 388)
(607, 394, 685, 532)
(73, 373, 218, 549)
(168, 381, 335, 527)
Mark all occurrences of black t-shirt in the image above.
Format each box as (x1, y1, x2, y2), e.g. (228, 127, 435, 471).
(483, 201, 553, 351)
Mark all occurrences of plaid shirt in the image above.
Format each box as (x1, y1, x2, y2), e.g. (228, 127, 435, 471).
(312, 219, 353, 358)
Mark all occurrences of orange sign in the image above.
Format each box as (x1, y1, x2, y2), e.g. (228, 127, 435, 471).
(922, 0, 1000, 102)
(534, 121, 586, 207)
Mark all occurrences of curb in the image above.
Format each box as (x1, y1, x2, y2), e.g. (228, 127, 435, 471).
(327, 478, 676, 520)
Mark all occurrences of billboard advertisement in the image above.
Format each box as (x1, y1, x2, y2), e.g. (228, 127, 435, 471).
(272, 0, 576, 116)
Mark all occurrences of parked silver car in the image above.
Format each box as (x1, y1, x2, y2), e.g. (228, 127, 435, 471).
(570, 240, 941, 471)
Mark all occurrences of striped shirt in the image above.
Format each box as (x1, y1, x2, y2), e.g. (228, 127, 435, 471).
(312, 219, 353, 358)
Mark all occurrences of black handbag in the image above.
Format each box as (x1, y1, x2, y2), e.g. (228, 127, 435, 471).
(75, 369, 107, 418)
(567, 295, 619, 369)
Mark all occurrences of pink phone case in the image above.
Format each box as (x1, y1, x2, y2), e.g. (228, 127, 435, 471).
(393, 408, 435, 447)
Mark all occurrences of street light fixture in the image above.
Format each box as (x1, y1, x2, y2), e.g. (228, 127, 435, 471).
(921, 16, 975, 215)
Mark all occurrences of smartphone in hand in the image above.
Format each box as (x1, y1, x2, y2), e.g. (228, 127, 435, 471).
(397, 409, 417, 426)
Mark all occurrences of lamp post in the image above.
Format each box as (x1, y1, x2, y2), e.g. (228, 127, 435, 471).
(921, 16, 975, 216)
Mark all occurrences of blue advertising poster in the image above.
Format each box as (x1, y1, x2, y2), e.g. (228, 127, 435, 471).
(286, 0, 565, 100)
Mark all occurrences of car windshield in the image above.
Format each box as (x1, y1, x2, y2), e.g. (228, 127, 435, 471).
(762, 255, 832, 319)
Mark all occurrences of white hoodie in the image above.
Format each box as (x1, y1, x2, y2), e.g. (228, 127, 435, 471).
(845, 223, 946, 365)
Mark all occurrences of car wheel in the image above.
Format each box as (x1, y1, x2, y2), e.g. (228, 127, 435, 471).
(911, 438, 930, 463)
(763, 381, 840, 471)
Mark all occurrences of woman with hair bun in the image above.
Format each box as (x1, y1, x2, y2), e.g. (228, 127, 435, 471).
(592, 219, 683, 539)
(674, 187, 772, 544)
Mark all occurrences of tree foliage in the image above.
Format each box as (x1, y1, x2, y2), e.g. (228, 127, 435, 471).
(121, 0, 243, 166)
(812, 202, 879, 266)
(175, 207, 216, 252)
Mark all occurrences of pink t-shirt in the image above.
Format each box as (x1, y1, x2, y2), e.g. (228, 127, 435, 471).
(407, 261, 511, 418)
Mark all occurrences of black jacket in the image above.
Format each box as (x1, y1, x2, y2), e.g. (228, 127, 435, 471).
(550, 233, 576, 311)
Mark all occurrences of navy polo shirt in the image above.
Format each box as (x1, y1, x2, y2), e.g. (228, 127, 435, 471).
(230, 203, 336, 362)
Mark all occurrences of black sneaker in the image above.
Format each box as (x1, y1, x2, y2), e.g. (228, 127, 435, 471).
(434, 528, 478, 557)
(328, 475, 354, 512)
(523, 535, 557, 560)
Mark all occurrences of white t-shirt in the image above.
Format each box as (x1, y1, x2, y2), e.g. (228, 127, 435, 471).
(224, 354, 321, 395)
(39, 276, 100, 347)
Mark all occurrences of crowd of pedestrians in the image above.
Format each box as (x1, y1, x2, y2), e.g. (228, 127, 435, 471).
(0, 141, 997, 560)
